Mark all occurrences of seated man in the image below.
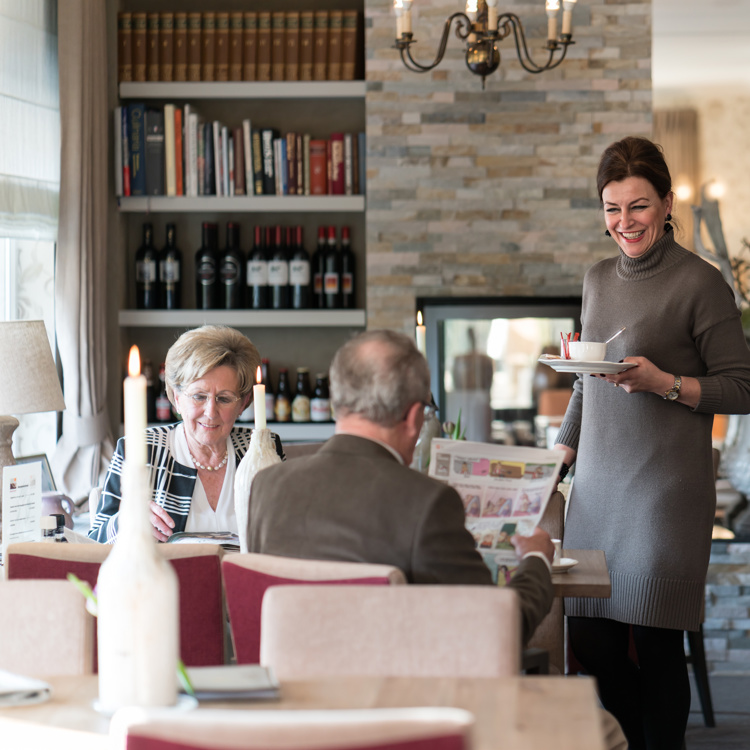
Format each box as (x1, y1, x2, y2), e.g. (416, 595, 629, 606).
(248, 329, 554, 645)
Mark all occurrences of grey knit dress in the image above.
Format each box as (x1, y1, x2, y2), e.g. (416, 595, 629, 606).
(556, 228, 750, 631)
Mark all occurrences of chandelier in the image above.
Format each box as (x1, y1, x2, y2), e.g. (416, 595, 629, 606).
(393, 0, 577, 88)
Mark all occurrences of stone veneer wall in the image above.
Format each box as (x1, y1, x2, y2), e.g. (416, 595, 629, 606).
(364, 0, 654, 331)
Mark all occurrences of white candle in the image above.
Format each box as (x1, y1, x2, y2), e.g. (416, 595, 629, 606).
(487, 0, 499, 31)
(253, 365, 266, 430)
(466, 0, 478, 42)
(402, 0, 413, 34)
(416, 311, 427, 357)
(124, 345, 147, 466)
(546, 0, 560, 42)
(394, 0, 404, 38)
(562, 0, 577, 36)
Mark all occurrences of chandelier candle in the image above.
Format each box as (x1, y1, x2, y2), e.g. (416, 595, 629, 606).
(96, 345, 179, 712)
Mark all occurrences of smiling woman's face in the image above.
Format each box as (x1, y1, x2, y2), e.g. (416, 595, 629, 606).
(602, 176, 673, 259)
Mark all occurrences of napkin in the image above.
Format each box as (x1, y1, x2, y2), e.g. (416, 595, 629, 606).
(0, 669, 52, 707)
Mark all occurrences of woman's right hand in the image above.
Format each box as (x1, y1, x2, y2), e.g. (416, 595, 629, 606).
(149, 502, 175, 542)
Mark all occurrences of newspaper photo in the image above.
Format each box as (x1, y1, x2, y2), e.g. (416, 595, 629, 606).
(429, 439, 564, 584)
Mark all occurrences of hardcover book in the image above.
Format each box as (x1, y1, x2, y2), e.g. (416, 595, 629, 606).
(229, 12, 243, 81)
(257, 12, 272, 82)
(313, 10, 329, 82)
(299, 11, 314, 81)
(132, 12, 147, 82)
(174, 107, 184, 195)
(204, 121, 216, 196)
(341, 10, 359, 81)
(215, 12, 230, 82)
(159, 12, 174, 81)
(285, 12, 300, 81)
(128, 102, 146, 195)
(212, 121, 223, 196)
(271, 12, 285, 82)
(144, 107, 165, 195)
(243, 12, 258, 81)
(327, 11, 343, 81)
(296, 133, 304, 196)
(309, 138, 327, 195)
(202, 12, 216, 81)
(164, 103, 176, 196)
(117, 12, 132, 82)
(261, 128, 279, 195)
(221, 125, 230, 196)
(329, 133, 345, 195)
(303, 133, 311, 195)
(252, 129, 263, 195)
(120, 106, 131, 196)
(173, 12, 188, 81)
(146, 12, 160, 82)
(114, 107, 123, 196)
(351, 132, 359, 195)
(242, 120, 253, 194)
(286, 132, 297, 195)
(187, 12, 202, 82)
(343, 132, 353, 196)
(234, 126, 245, 195)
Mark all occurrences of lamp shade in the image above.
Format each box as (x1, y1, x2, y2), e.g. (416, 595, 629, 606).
(0, 320, 65, 415)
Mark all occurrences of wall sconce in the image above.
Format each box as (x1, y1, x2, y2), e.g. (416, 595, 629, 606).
(393, 0, 577, 88)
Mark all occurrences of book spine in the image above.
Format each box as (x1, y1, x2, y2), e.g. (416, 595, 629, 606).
(202, 12, 216, 81)
(252, 129, 263, 195)
(187, 110, 199, 197)
(117, 12, 133, 82)
(257, 12, 272, 82)
(299, 11, 314, 82)
(273, 138, 282, 196)
(229, 12, 243, 81)
(326, 139, 332, 195)
(199, 122, 207, 195)
(351, 132, 359, 195)
(280, 138, 288, 195)
(271, 12, 285, 82)
(242, 120, 253, 195)
(215, 12, 229, 82)
(228, 131, 235, 196)
(296, 133, 304, 196)
(309, 138, 327, 195)
(144, 108, 165, 195)
(261, 129, 276, 195)
(159, 12, 174, 81)
(174, 107, 184, 195)
(187, 13, 202, 82)
(233, 126, 245, 195)
(327, 11, 343, 81)
(128, 103, 146, 196)
(343, 132, 353, 196)
(358, 132, 366, 196)
(147, 12, 160, 81)
(121, 105, 131, 197)
(132, 12, 147, 82)
(341, 11, 358, 81)
(174, 12, 188, 81)
(303, 134, 311, 195)
(285, 12, 300, 81)
(114, 107, 123, 196)
(222, 125, 230, 196)
(213, 121, 222, 196)
(164, 104, 176, 196)
(286, 132, 297, 195)
(183, 105, 193, 195)
(313, 11, 329, 82)
(243, 12, 258, 81)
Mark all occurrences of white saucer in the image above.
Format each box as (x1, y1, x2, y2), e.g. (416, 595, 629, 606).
(552, 557, 579, 573)
(538, 357, 637, 375)
(93, 694, 198, 717)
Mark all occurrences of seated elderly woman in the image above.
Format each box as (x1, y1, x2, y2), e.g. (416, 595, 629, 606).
(89, 325, 284, 543)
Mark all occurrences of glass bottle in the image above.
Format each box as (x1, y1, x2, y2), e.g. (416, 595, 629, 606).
(323, 225, 341, 309)
(159, 223, 182, 310)
(291, 367, 312, 422)
(289, 226, 311, 310)
(41, 515, 56, 542)
(155, 362, 173, 423)
(274, 367, 291, 422)
(135, 222, 158, 309)
(195, 222, 219, 309)
(410, 398, 442, 473)
(246, 225, 268, 309)
(340, 225, 356, 309)
(52, 514, 68, 543)
(310, 373, 331, 422)
(142, 358, 156, 423)
(220, 221, 245, 309)
(262, 358, 276, 421)
(268, 225, 289, 309)
(311, 226, 326, 309)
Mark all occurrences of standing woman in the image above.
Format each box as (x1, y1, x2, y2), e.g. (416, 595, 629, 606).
(554, 136, 750, 749)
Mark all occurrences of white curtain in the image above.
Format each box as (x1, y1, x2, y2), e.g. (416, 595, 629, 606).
(51, 0, 114, 501)
(0, 0, 59, 239)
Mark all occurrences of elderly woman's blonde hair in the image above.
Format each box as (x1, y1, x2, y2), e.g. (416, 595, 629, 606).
(164, 325, 261, 408)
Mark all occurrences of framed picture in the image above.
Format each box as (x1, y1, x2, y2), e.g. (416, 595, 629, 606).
(15, 454, 57, 493)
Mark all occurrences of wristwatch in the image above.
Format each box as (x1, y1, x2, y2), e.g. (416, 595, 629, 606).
(664, 375, 682, 401)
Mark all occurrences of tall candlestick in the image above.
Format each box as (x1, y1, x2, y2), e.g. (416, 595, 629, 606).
(416, 311, 427, 357)
(546, 0, 560, 42)
(253, 365, 266, 430)
(124, 345, 147, 466)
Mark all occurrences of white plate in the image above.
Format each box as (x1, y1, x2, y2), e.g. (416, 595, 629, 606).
(538, 356, 637, 375)
(93, 694, 198, 717)
(552, 557, 579, 573)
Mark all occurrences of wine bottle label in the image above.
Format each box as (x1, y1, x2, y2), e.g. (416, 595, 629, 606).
(324, 272, 340, 293)
(156, 394, 172, 421)
(289, 260, 310, 285)
(342, 272, 353, 294)
(268, 261, 289, 285)
(137, 259, 157, 283)
(313, 273, 322, 294)
(310, 397, 331, 422)
(196, 258, 216, 285)
(291, 394, 311, 422)
(274, 395, 291, 421)
(247, 260, 268, 285)
(220, 256, 242, 285)
(160, 258, 181, 282)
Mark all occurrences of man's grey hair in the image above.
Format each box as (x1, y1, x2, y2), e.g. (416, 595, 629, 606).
(330, 329, 431, 427)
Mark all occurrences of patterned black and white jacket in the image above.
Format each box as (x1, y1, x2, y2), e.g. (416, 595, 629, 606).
(88, 424, 284, 543)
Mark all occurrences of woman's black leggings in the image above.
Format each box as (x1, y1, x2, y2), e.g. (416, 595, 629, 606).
(568, 616, 691, 750)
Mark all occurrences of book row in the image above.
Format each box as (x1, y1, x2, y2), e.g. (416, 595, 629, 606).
(114, 104, 366, 198)
(117, 10, 361, 84)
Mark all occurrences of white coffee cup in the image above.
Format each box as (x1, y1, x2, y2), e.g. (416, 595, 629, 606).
(568, 341, 607, 361)
(551, 538, 562, 563)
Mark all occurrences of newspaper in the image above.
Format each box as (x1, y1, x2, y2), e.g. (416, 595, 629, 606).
(429, 439, 563, 584)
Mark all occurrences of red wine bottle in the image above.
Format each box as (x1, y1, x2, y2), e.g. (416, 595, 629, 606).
(323, 225, 341, 309)
(268, 225, 289, 309)
(219, 222, 245, 309)
(135, 223, 158, 309)
(289, 226, 311, 309)
(311, 226, 326, 309)
(195, 222, 219, 309)
(246, 225, 269, 309)
(159, 223, 182, 310)
(340, 225, 356, 309)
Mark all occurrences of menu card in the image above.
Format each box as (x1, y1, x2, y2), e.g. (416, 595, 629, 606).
(2, 461, 42, 560)
(0, 669, 52, 707)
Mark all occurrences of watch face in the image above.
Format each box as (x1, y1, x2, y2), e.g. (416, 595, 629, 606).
(666, 390, 679, 401)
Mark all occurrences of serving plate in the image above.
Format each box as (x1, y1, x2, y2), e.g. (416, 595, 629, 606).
(551, 557, 579, 573)
(538, 356, 637, 376)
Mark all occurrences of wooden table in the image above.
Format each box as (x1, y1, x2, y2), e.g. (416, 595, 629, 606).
(0, 674, 607, 750)
(529, 549, 611, 675)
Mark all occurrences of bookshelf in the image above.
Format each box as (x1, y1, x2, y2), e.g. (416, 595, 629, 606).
(118, 195, 365, 212)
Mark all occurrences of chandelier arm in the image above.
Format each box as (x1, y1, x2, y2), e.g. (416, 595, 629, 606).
(497, 12, 568, 74)
(399, 12, 472, 73)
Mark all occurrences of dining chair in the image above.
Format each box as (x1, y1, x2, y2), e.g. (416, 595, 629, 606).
(260, 584, 521, 680)
(111, 706, 474, 750)
(222, 553, 406, 664)
(0, 579, 95, 676)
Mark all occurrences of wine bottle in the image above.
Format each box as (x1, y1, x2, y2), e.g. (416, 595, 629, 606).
(246, 225, 269, 309)
(159, 223, 182, 310)
(135, 222, 158, 309)
(219, 221, 245, 309)
(291, 367, 311, 422)
(340, 225, 356, 309)
(311, 226, 326, 309)
(274, 366, 291, 422)
(310, 373, 332, 422)
(142, 358, 157, 423)
(155, 362, 173, 422)
(323, 225, 341, 309)
(195, 222, 219, 309)
(289, 226, 311, 309)
(268, 225, 289, 309)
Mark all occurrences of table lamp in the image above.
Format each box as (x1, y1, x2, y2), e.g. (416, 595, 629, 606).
(0, 320, 66, 526)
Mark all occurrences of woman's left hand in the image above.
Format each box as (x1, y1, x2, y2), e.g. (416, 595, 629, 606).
(594, 356, 668, 394)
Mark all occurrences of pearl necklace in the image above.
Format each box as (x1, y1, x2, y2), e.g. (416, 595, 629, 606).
(189, 450, 228, 472)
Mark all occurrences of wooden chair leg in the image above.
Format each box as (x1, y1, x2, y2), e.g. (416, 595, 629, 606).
(687, 625, 716, 728)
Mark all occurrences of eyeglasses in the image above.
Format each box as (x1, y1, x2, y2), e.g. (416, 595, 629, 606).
(181, 391, 242, 409)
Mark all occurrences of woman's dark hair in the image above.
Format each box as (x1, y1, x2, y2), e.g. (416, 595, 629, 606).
(596, 136, 673, 202)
